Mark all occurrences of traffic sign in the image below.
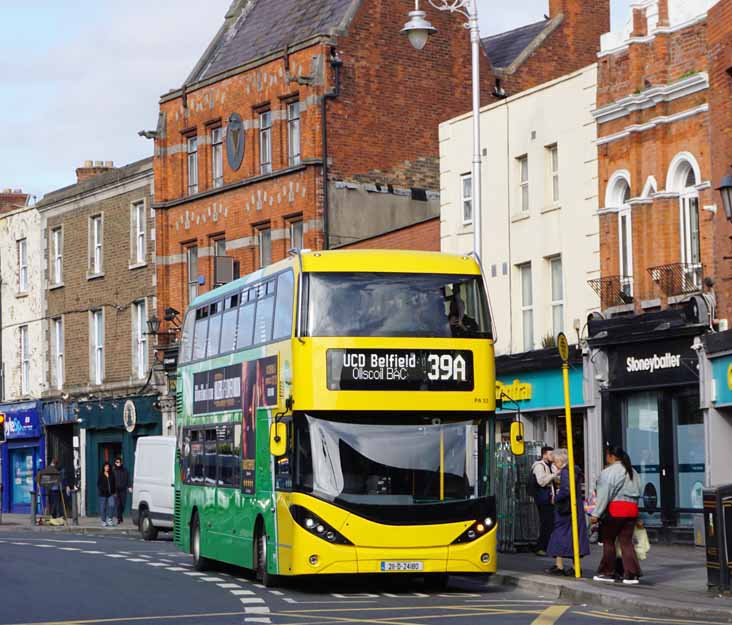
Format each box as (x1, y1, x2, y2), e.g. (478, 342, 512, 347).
(557, 332, 569, 363)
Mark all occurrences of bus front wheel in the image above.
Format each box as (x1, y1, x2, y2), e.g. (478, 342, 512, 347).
(191, 513, 211, 572)
(254, 529, 276, 587)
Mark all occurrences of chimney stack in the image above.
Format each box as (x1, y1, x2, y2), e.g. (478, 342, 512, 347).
(0, 188, 30, 214)
(76, 160, 115, 183)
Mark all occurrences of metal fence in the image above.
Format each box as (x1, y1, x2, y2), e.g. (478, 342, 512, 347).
(495, 441, 544, 553)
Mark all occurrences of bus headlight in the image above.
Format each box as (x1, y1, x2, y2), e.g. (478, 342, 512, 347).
(452, 517, 496, 544)
(290, 505, 353, 545)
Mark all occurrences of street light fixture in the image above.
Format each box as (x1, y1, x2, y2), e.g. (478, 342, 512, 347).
(146, 313, 161, 336)
(717, 172, 732, 222)
(402, 0, 483, 261)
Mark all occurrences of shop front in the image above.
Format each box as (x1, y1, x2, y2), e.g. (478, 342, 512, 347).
(42, 400, 80, 492)
(594, 331, 705, 537)
(0, 401, 45, 514)
(496, 347, 589, 473)
(81, 395, 161, 516)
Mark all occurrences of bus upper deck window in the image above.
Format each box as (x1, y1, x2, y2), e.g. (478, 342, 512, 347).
(179, 311, 195, 364)
(274, 271, 294, 340)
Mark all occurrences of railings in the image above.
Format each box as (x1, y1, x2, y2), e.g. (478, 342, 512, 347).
(647, 263, 703, 296)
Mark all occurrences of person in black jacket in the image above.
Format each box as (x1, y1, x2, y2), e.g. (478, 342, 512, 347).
(97, 463, 117, 527)
(112, 457, 131, 525)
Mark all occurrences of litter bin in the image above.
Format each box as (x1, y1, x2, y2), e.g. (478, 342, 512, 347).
(703, 485, 732, 592)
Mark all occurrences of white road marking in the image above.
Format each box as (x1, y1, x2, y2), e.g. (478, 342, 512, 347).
(59, 547, 82, 551)
(35, 545, 54, 548)
(184, 572, 206, 576)
(126, 558, 147, 562)
(200, 576, 225, 582)
(11, 542, 31, 545)
(268, 590, 284, 595)
(217, 583, 241, 589)
(81, 550, 104, 554)
(10, 538, 96, 544)
(244, 619, 271, 624)
(147, 562, 168, 567)
(105, 554, 126, 558)
(166, 567, 188, 571)
(230, 590, 256, 596)
(244, 607, 270, 614)
(239, 598, 266, 605)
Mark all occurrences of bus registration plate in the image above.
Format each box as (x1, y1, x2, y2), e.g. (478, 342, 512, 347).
(380, 561, 424, 572)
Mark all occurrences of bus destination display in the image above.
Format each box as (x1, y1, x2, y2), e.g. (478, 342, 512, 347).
(327, 349, 474, 391)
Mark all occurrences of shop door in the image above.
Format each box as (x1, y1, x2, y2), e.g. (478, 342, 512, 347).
(671, 393, 705, 527)
(9, 447, 37, 513)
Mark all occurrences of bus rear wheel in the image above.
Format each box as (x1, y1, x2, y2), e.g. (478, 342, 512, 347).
(254, 529, 277, 587)
(191, 513, 211, 572)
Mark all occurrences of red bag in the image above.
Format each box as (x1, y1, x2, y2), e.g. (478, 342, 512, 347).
(608, 501, 638, 518)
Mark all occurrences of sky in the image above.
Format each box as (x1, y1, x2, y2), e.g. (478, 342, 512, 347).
(0, 0, 631, 200)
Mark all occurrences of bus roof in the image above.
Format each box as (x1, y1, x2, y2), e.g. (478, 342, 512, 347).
(189, 250, 481, 310)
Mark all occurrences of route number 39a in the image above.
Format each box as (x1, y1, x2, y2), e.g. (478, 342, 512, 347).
(427, 354, 467, 381)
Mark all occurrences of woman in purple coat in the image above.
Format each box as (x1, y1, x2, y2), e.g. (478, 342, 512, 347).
(546, 448, 590, 576)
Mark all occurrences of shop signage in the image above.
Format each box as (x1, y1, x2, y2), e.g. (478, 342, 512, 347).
(1, 402, 41, 440)
(608, 339, 698, 388)
(123, 400, 137, 433)
(495, 379, 532, 401)
(710, 356, 732, 406)
(327, 349, 474, 391)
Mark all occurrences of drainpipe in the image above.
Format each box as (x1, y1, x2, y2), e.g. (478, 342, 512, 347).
(321, 48, 342, 250)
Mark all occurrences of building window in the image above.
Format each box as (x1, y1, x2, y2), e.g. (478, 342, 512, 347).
(288, 217, 304, 250)
(187, 136, 199, 195)
(549, 145, 559, 204)
(213, 237, 227, 285)
(211, 127, 223, 188)
(51, 227, 63, 285)
(287, 101, 301, 167)
(616, 180, 633, 297)
(17, 238, 28, 292)
(90, 310, 104, 385)
(257, 226, 272, 268)
(90, 215, 103, 275)
(680, 166, 701, 289)
(550, 256, 564, 337)
(518, 155, 529, 212)
(132, 201, 146, 265)
(20, 325, 29, 396)
(259, 111, 272, 175)
(186, 245, 199, 304)
(52, 317, 64, 390)
(133, 300, 148, 379)
(520, 263, 534, 352)
(461, 173, 472, 224)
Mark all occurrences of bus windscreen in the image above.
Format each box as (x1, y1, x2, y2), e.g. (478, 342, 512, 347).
(306, 272, 491, 339)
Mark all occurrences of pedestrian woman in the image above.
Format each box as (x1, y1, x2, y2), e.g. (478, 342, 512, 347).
(591, 446, 642, 584)
(97, 462, 117, 527)
(546, 448, 590, 576)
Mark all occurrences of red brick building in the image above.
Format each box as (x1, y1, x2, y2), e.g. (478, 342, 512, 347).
(151, 0, 611, 336)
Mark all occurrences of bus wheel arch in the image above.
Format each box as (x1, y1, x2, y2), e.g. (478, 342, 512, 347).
(253, 516, 276, 587)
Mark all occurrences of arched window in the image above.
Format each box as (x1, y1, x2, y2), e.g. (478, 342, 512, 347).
(607, 171, 633, 298)
(668, 154, 702, 289)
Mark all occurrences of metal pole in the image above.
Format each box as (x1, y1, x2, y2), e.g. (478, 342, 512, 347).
(469, 0, 482, 261)
(562, 362, 582, 578)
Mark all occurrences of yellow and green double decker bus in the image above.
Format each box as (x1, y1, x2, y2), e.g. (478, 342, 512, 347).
(174, 250, 497, 586)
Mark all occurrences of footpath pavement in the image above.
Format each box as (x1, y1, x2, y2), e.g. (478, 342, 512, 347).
(0, 512, 138, 535)
(495, 543, 732, 622)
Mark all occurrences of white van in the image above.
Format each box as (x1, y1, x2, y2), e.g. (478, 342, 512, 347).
(131, 436, 176, 540)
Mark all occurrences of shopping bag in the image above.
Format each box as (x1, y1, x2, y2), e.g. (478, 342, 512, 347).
(633, 526, 650, 561)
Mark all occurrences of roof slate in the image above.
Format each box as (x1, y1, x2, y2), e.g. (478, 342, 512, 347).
(481, 19, 549, 70)
(190, 0, 355, 84)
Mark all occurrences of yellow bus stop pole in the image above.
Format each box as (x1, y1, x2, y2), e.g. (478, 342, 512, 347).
(558, 333, 581, 579)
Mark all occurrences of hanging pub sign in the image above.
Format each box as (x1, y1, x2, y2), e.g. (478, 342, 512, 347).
(327, 348, 474, 391)
(608, 338, 699, 389)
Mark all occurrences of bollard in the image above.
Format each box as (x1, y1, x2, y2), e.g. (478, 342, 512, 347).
(72, 490, 79, 526)
(30, 490, 37, 526)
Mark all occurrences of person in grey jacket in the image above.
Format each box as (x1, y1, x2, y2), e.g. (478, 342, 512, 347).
(591, 446, 642, 584)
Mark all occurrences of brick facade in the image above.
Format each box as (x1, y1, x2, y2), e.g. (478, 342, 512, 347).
(341, 218, 440, 251)
(594, 0, 732, 319)
(39, 159, 156, 397)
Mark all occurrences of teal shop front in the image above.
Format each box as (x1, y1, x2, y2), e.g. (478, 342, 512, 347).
(702, 330, 732, 489)
(496, 348, 588, 472)
(82, 395, 161, 516)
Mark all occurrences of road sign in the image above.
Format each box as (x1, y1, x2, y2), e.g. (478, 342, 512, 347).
(557, 332, 569, 363)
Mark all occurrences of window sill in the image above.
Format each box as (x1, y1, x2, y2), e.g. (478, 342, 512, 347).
(16, 291, 29, 299)
(511, 212, 531, 223)
(86, 272, 105, 281)
(49, 282, 65, 291)
(541, 204, 562, 214)
(129, 262, 147, 271)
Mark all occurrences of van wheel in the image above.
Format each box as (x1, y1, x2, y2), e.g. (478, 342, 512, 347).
(140, 509, 158, 541)
(191, 513, 210, 571)
(254, 529, 277, 587)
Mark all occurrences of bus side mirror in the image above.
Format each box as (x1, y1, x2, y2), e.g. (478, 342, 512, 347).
(270, 422, 287, 457)
(510, 421, 525, 457)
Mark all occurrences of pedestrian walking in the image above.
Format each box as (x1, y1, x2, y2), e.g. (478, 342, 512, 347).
(47, 458, 63, 519)
(546, 448, 590, 576)
(591, 445, 643, 585)
(97, 462, 117, 527)
(530, 446, 558, 556)
(112, 457, 131, 525)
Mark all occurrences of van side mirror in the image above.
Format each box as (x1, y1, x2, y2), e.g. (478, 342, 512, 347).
(269, 422, 287, 457)
(510, 421, 525, 456)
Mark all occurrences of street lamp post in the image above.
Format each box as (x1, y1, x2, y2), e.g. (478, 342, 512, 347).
(402, 0, 483, 261)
